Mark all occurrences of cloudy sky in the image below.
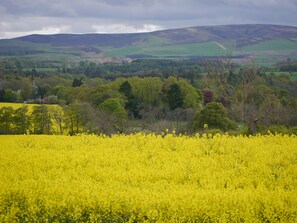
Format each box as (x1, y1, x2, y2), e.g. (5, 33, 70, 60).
(0, 0, 297, 39)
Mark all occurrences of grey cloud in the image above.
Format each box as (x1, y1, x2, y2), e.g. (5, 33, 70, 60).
(0, 0, 296, 39)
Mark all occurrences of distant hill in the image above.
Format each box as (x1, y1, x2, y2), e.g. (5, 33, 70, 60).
(1, 24, 297, 63)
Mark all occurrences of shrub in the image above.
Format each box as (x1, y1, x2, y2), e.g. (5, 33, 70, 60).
(193, 102, 236, 132)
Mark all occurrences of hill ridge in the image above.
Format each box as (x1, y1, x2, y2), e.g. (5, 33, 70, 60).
(0, 24, 297, 63)
(10, 24, 297, 47)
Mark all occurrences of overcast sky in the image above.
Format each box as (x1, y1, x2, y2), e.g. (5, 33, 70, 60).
(0, 0, 297, 39)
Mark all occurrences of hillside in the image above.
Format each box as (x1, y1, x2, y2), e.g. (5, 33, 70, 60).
(0, 24, 297, 63)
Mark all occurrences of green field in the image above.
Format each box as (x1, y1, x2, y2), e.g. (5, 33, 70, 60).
(1, 35, 297, 65)
(241, 39, 297, 52)
(234, 39, 297, 65)
(104, 42, 228, 57)
(96, 38, 297, 63)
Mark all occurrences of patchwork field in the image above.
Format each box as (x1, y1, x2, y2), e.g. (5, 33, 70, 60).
(0, 133, 296, 222)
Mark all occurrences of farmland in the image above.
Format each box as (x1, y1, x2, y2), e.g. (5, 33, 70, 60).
(0, 133, 296, 222)
(0, 103, 64, 134)
(1, 21, 297, 223)
(241, 39, 297, 52)
(0, 102, 60, 113)
(0, 102, 49, 110)
(1, 24, 297, 65)
(104, 42, 227, 57)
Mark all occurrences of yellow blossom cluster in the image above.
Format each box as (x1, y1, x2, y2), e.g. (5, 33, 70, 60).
(0, 133, 296, 222)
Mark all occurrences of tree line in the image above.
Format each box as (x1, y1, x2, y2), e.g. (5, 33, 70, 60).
(1, 58, 297, 135)
(0, 76, 203, 135)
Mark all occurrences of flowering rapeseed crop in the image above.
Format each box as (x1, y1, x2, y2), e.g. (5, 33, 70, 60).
(0, 133, 296, 222)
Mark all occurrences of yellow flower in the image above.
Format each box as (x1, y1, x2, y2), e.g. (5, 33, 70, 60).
(0, 133, 296, 222)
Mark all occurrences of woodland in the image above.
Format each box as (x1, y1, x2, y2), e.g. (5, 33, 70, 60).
(0, 58, 297, 135)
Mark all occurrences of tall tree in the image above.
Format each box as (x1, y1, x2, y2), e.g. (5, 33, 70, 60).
(14, 106, 29, 134)
(31, 105, 51, 134)
(207, 57, 234, 100)
(50, 106, 65, 135)
(167, 83, 184, 110)
(119, 81, 132, 98)
(229, 65, 259, 133)
(119, 81, 142, 118)
(3, 89, 17, 102)
(65, 101, 84, 135)
(72, 78, 83, 87)
(99, 98, 128, 131)
(0, 106, 14, 133)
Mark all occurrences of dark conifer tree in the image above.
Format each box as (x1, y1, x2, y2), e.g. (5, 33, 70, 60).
(167, 83, 184, 110)
(119, 81, 132, 98)
(119, 81, 142, 118)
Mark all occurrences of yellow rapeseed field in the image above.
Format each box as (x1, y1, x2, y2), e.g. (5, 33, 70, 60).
(0, 102, 65, 134)
(0, 133, 296, 222)
(0, 102, 33, 110)
(0, 102, 60, 112)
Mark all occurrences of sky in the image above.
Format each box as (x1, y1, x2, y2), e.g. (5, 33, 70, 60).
(0, 0, 297, 39)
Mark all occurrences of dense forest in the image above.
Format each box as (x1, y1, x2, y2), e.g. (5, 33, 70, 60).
(1, 58, 297, 135)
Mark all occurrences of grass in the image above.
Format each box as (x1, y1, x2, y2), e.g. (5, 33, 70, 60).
(1, 36, 297, 65)
(233, 39, 297, 65)
(241, 39, 297, 52)
(102, 39, 297, 64)
(104, 42, 228, 57)
(132, 34, 171, 47)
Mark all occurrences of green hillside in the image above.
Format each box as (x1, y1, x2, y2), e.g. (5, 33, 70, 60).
(237, 39, 297, 64)
(0, 24, 297, 63)
(104, 42, 228, 57)
(241, 39, 297, 52)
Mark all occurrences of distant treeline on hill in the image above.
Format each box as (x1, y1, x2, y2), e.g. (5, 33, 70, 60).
(278, 60, 297, 72)
(2, 58, 296, 82)
(1, 58, 233, 80)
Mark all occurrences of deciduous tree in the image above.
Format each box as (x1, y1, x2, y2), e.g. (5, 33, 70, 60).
(31, 105, 51, 134)
(193, 102, 236, 131)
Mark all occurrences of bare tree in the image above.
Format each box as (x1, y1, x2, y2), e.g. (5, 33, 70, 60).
(226, 64, 259, 133)
(50, 106, 65, 135)
(207, 56, 234, 101)
(232, 65, 258, 117)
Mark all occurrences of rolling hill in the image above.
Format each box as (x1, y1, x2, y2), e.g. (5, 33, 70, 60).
(0, 24, 297, 63)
